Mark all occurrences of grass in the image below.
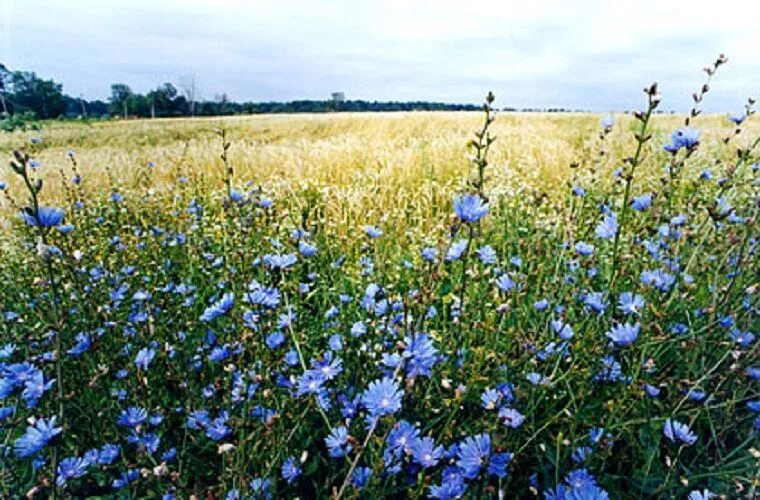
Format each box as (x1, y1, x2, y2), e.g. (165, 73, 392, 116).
(0, 97, 758, 499)
(2, 112, 755, 239)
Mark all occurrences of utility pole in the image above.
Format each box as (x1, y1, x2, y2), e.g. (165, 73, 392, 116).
(0, 64, 8, 115)
(79, 94, 87, 117)
(180, 73, 197, 117)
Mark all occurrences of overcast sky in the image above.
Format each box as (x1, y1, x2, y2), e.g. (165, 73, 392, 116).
(1, 0, 758, 111)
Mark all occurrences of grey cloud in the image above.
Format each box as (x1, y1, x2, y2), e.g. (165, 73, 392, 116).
(1, 1, 756, 111)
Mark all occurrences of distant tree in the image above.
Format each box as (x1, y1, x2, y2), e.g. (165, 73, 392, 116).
(3, 64, 488, 124)
(88, 100, 109, 117)
(5, 71, 65, 119)
(109, 83, 133, 118)
(214, 93, 229, 115)
(145, 82, 191, 117)
(173, 95, 189, 116)
(62, 94, 81, 117)
(127, 93, 150, 117)
(329, 92, 345, 112)
(147, 82, 175, 117)
(179, 74, 197, 116)
(62, 93, 91, 118)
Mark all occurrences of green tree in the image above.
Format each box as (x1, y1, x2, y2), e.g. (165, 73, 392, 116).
(147, 82, 183, 117)
(6, 70, 65, 118)
(109, 83, 133, 118)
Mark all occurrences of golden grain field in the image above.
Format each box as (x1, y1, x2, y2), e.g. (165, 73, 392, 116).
(1, 112, 755, 239)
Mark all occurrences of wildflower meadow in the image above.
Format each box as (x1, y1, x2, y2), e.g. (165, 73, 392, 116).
(0, 55, 758, 499)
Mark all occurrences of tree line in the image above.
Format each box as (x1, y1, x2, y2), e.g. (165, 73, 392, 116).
(0, 63, 490, 122)
(0, 63, 606, 124)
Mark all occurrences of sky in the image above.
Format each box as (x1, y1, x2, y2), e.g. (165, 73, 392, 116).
(1, 0, 758, 111)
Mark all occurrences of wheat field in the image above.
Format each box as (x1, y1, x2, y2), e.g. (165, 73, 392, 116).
(2, 112, 754, 238)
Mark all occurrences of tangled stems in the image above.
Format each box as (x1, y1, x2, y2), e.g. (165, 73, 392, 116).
(43, 262, 65, 498)
(656, 348, 735, 496)
(456, 225, 475, 341)
(610, 83, 660, 286)
(666, 135, 759, 311)
(332, 417, 377, 499)
(714, 205, 757, 311)
(332, 364, 404, 500)
(9, 151, 66, 497)
(283, 293, 333, 430)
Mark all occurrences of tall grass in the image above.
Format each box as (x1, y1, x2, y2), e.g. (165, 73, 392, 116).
(0, 61, 757, 499)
